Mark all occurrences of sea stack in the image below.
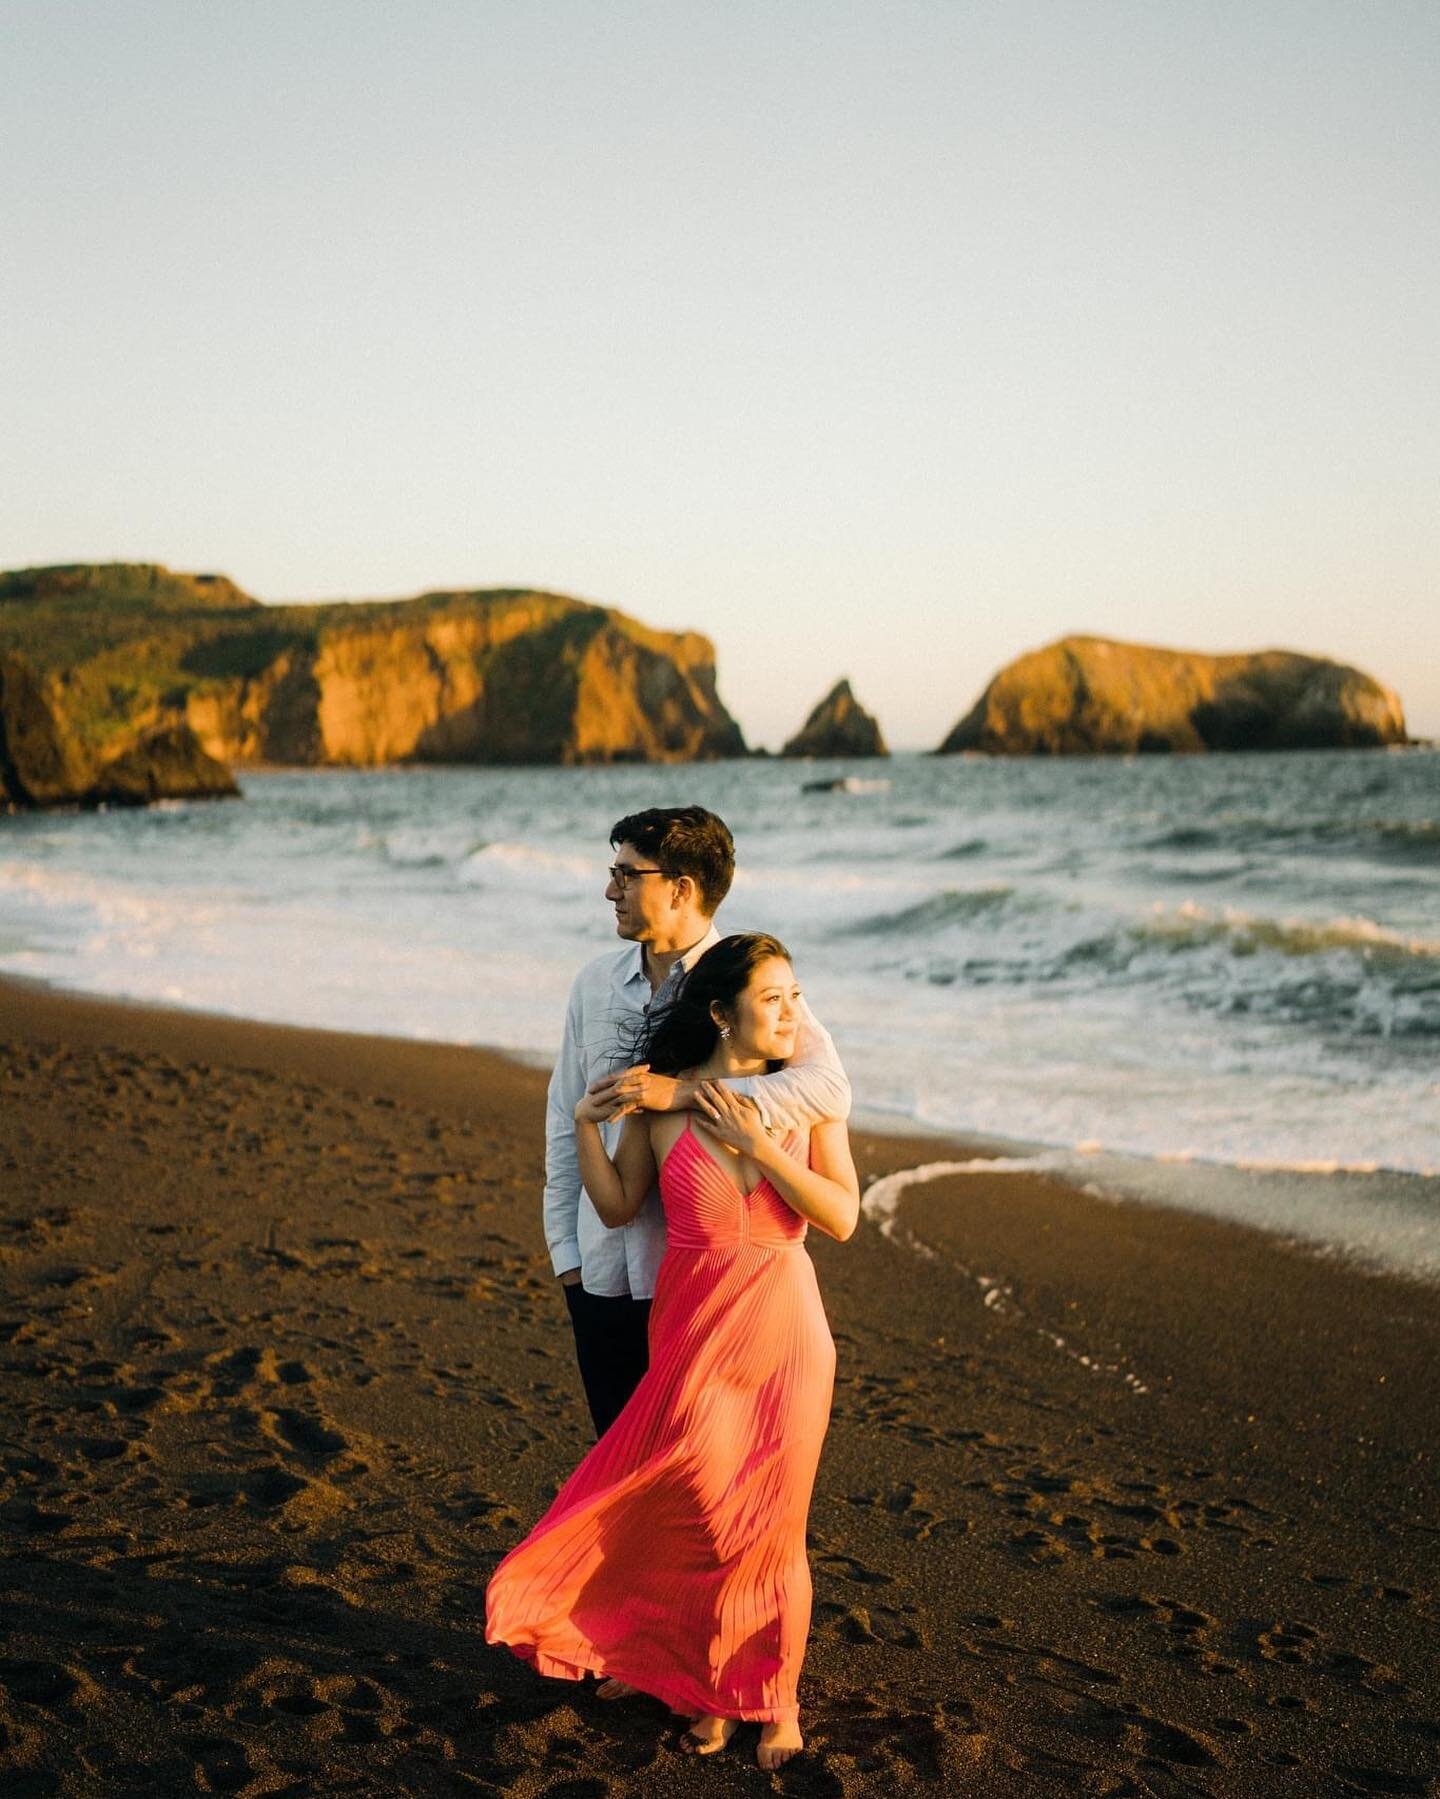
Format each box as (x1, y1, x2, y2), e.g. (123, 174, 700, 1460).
(781, 679, 888, 758)
(91, 724, 242, 806)
(0, 651, 95, 808)
(939, 636, 1407, 755)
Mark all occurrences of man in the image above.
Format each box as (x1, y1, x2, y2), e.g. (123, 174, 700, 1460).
(544, 805, 850, 1440)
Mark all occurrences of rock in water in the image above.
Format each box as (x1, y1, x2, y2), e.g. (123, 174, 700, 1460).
(1, 650, 240, 810)
(93, 725, 241, 806)
(939, 636, 1407, 755)
(0, 652, 95, 807)
(801, 774, 892, 794)
(782, 678, 888, 757)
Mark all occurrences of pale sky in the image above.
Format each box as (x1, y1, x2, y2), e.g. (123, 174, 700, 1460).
(3, 1, 1437, 747)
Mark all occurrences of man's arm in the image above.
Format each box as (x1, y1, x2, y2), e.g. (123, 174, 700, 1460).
(542, 980, 588, 1282)
(595, 999, 851, 1131)
(724, 1000, 851, 1130)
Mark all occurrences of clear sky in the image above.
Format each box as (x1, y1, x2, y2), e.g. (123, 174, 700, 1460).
(4, 1, 1437, 747)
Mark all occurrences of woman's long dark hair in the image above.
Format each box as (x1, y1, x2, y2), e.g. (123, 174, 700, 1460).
(634, 932, 793, 1076)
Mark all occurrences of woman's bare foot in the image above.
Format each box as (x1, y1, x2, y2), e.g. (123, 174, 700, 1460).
(757, 1720, 803, 1770)
(595, 1678, 640, 1700)
(679, 1714, 738, 1756)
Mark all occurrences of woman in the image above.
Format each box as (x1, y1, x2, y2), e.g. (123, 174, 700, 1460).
(485, 933, 859, 1771)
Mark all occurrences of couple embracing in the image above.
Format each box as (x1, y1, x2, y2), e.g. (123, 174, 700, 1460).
(485, 806, 859, 1770)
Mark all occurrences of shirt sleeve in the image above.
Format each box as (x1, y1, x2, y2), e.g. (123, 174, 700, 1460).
(724, 999, 852, 1130)
(542, 976, 587, 1276)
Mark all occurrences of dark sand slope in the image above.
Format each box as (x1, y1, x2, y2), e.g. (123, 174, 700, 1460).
(1, 978, 1437, 1796)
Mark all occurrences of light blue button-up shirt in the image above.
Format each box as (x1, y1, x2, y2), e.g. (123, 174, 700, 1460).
(543, 927, 852, 1299)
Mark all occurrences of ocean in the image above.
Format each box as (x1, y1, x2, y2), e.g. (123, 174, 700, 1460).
(3, 748, 1437, 1275)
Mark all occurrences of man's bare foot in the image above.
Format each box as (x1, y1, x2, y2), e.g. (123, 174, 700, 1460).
(595, 1678, 640, 1700)
(757, 1720, 803, 1770)
(679, 1714, 738, 1756)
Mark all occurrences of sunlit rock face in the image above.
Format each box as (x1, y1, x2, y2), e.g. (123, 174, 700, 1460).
(91, 723, 240, 806)
(0, 649, 238, 810)
(939, 636, 1408, 755)
(0, 565, 747, 770)
(781, 679, 888, 758)
(0, 652, 95, 807)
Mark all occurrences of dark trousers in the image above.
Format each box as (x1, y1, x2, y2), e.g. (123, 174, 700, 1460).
(563, 1281, 652, 1439)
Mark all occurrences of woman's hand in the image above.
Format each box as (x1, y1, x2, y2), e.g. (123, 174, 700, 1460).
(693, 1082, 770, 1157)
(574, 1078, 636, 1125)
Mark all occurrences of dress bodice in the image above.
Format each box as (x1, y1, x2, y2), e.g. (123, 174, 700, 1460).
(658, 1119, 809, 1250)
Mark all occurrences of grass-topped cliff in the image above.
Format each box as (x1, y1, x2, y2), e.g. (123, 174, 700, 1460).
(0, 564, 747, 767)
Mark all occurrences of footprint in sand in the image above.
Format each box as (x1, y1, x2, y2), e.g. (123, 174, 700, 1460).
(245, 1467, 310, 1509)
(182, 1733, 269, 1792)
(0, 1658, 89, 1706)
(814, 1599, 925, 1648)
(261, 1407, 348, 1460)
(238, 1667, 402, 1744)
(815, 1550, 896, 1588)
(806, 1690, 963, 1784)
(845, 1481, 972, 1544)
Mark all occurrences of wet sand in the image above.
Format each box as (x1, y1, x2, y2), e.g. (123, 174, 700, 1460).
(1, 974, 1437, 1796)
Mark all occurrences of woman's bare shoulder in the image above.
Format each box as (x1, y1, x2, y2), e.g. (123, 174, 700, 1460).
(647, 1109, 689, 1159)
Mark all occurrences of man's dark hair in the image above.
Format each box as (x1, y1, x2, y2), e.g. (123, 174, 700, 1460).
(609, 806, 735, 916)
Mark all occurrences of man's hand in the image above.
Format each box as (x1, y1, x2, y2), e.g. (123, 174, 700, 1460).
(558, 1268, 582, 1288)
(574, 1076, 637, 1124)
(587, 1064, 696, 1116)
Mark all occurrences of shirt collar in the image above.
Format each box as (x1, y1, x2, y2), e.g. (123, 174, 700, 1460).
(678, 922, 722, 973)
(618, 922, 721, 994)
(618, 941, 649, 988)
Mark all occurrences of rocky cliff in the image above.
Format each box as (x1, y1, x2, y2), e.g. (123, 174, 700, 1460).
(781, 679, 888, 757)
(0, 564, 747, 769)
(939, 636, 1408, 755)
(1, 651, 238, 810)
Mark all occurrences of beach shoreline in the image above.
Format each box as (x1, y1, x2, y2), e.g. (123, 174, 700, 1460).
(2, 973, 1437, 1794)
(6, 746, 1436, 1190)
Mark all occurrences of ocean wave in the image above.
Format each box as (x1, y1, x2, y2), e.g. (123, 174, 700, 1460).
(1135, 902, 1440, 963)
(902, 900, 1440, 1044)
(1123, 905, 1440, 1043)
(1140, 825, 1226, 851)
(0, 861, 213, 925)
(894, 898, 1440, 980)
(379, 829, 486, 869)
(732, 863, 880, 893)
(458, 840, 597, 890)
(842, 885, 1025, 938)
(386, 849, 451, 869)
(1358, 819, 1440, 865)
(1139, 816, 1440, 866)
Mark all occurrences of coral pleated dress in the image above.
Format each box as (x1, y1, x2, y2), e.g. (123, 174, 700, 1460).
(485, 1120, 837, 1725)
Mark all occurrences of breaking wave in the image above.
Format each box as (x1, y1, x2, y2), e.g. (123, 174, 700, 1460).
(841, 885, 1027, 937)
(1133, 902, 1440, 963)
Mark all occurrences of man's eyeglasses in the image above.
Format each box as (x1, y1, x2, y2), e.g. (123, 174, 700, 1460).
(607, 864, 669, 890)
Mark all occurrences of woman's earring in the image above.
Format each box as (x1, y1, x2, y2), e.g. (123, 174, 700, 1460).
(719, 1024, 731, 1039)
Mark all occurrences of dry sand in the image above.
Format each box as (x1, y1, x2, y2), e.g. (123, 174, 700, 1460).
(1, 974, 1436, 1796)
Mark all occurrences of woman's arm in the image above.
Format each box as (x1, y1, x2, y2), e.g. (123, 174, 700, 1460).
(693, 1084, 860, 1242)
(580, 1005, 851, 1130)
(573, 1093, 658, 1229)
